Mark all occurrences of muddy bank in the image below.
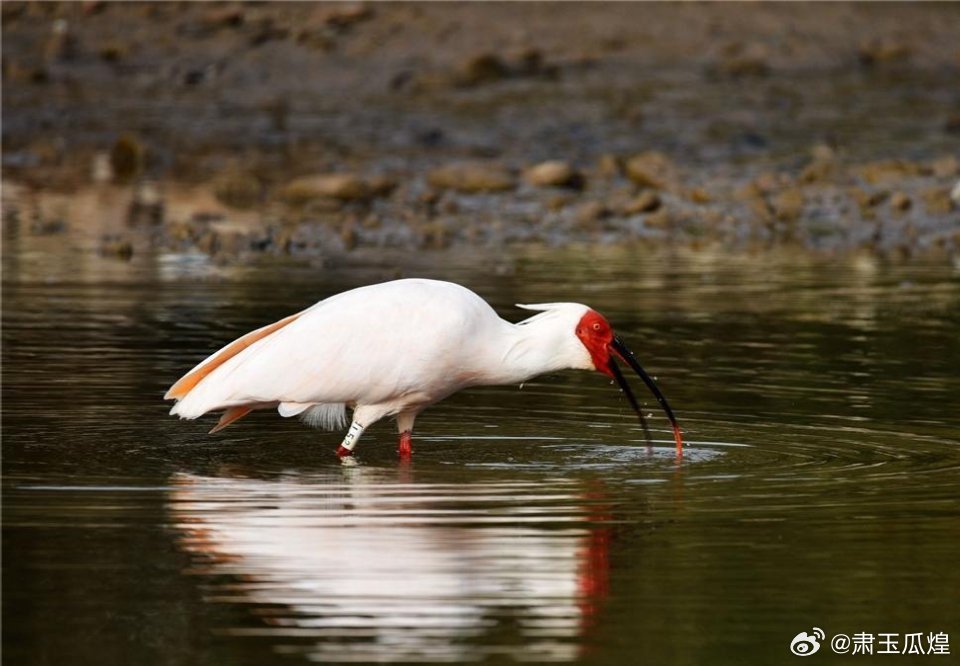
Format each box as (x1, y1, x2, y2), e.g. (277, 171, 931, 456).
(3, 2, 959, 262)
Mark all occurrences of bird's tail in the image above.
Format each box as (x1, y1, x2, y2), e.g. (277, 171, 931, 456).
(300, 403, 348, 431)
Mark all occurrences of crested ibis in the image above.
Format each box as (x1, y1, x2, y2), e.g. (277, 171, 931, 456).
(165, 279, 683, 457)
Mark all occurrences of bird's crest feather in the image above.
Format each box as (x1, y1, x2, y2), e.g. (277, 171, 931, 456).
(515, 302, 589, 326)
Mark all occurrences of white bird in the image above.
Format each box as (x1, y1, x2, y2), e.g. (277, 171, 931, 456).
(166, 278, 683, 457)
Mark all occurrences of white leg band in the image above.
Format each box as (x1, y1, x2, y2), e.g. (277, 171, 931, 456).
(340, 421, 364, 451)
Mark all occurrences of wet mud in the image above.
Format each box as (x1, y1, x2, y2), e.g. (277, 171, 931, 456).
(3, 2, 959, 262)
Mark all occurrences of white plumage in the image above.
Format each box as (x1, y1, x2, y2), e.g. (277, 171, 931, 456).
(166, 278, 683, 457)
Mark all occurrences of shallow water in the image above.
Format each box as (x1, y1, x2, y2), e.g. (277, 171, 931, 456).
(3, 244, 959, 665)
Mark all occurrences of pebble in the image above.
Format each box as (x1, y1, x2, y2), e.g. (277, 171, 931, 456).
(524, 160, 583, 189)
(890, 192, 912, 212)
(546, 193, 575, 211)
(458, 54, 508, 87)
(771, 188, 804, 222)
(596, 154, 622, 178)
(800, 160, 837, 184)
(644, 208, 672, 229)
(624, 151, 676, 190)
(30, 214, 68, 235)
(318, 4, 373, 29)
(99, 235, 134, 260)
(200, 7, 245, 30)
(859, 160, 922, 185)
(282, 173, 376, 204)
(427, 163, 515, 193)
(930, 155, 958, 178)
(922, 188, 955, 215)
(945, 114, 960, 135)
(213, 170, 261, 209)
(623, 190, 661, 214)
(711, 43, 770, 78)
(858, 39, 911, 67)
(109, 135, 145, 182)
(574, 201, 610, 229)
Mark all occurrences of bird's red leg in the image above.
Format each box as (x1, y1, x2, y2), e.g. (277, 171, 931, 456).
(398, 431, 413, 458)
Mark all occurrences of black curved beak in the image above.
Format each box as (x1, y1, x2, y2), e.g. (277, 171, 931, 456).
(609, 336, 684, 451)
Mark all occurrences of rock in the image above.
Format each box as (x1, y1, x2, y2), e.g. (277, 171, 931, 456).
(282, 174, 376, 205)
(194, 230, 219, 255)
(417, 190, 441, 207)
(91, 152, 112, 182)
(110, 134, 145, 182)
(574, 201, 610, 229)
(512, 48, 544, 76)
(30, 214, 67, 235)
(457, 53, 509, 87)
(687, 188, 712, 204)
(711, 43, 770, 78)
(297, 28, 335, 52)
(4, 60, 49, 84)
(45, 19, 78, 62)
(427, 163, 515, 193)
(320, 4, 373, 29)
(418, 223, 449, 249)
(525, 160, 583, 189)
(546, 193, 575, 211)
(217, 231, 249, 257)
(438, 198, 460, 215)
(810, 143, 836, 162)
(850, 188, 889, 211)
(922, 188, 955, 215)
(2, 2, 26, 22)
(771, 188, 804, 222)
(166, 220, 193, 242)
(82, 1, 107, 16)
(644, 208, 672, 229)
(596, 154, 622, 178)
(859, 160, 922, 185)
(126, 181, 164, 226)
(100, 235, 134, 260)
(367, 175, 398, 198)
(800, 159, 836, 184)
(622, 190, 661, 214)
(945, 114, 960, 134)
(248, 18, 289, 47)
(340, 223, 357, 250)
(858, 39, 911, 67)
(213, 170, 261, 209)
(930, 155, 959, 178)
(200, 7, 245, 29)
(624, 151, 677, 190)
(890, 192, 912, 212)
(98, 43, 126, 63)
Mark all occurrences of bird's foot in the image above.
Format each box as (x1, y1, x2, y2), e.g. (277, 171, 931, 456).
(336, 445, 353, 458)
(398, 431, 413, 458)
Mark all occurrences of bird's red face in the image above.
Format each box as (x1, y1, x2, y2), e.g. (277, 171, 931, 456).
(575, 310, 615, 376)
(575, 309, 685, 451)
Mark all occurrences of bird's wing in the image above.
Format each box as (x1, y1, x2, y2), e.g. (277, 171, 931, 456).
(164, 311, 305, 401)
(168, 279, 497, 419)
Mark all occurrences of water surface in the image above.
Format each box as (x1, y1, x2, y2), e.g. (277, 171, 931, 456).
(4, 244, 959, 665)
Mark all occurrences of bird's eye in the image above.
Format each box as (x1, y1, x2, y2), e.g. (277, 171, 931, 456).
(592, 322, 602, 332)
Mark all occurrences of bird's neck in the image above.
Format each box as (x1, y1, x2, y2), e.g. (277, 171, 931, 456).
(476, 317, 588, 386)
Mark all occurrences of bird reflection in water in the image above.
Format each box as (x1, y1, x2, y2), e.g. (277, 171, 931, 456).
(168, 466, 614, 662)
